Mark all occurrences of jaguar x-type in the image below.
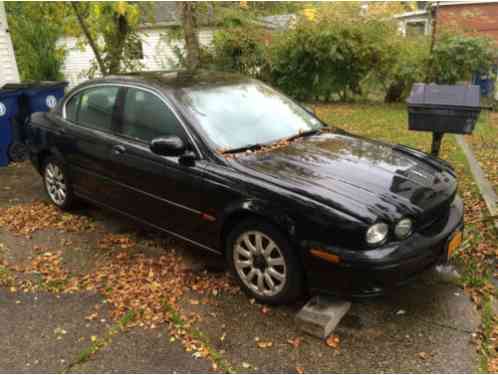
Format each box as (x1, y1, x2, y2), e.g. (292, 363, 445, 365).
(27, 71, 464, 304)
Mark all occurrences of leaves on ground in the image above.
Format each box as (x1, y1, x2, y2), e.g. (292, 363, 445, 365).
(0, 200, 95, 237)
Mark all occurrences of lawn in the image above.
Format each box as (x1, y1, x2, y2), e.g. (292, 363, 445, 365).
(465, 111, 498, 196)
(314, 102, 497, 372)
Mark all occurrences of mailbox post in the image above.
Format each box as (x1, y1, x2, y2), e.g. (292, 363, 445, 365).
(406, 83, 481, 156)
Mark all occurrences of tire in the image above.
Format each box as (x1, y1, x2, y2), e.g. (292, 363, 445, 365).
(8, 142, 29, 162)
(42, 157, 75, 210)
(226, 219, 303, 305)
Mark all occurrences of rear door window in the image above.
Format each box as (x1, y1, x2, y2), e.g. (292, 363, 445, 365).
(67, 86, 119, 132)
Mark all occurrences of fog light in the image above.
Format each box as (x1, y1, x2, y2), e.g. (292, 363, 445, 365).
(395, 218, 413, 239)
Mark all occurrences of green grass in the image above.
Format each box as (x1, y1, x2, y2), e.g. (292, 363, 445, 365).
(163, 302, 235, 373)
(465, 110, 498, 196)
(0, 265, 13, 287)
(65, 310, 136, 372)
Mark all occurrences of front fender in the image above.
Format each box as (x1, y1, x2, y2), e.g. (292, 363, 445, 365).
(218, 198, 298, 249)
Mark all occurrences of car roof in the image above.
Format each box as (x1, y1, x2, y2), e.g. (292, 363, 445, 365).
(88, 69, 252, 90)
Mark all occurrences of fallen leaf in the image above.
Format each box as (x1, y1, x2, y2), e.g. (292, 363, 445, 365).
(296, 366, 305, 374)
(418, 352, 430, 360)
(325, 334, 340, 349)
(256, 340, 273, 349)
(261, 306, 271, 315)
(287, 337, 302, 349)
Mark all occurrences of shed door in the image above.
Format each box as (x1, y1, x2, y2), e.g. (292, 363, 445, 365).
(0, 1, 20, 86)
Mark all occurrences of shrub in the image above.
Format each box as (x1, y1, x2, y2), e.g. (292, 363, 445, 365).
(269, 15, 397, 101)
(429, 33, 498, 85)
(210, 26, 270, 80)
(374, 36, 430, 103)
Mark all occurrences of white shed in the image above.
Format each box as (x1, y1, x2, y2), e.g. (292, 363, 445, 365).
(0, 1, 20, 86)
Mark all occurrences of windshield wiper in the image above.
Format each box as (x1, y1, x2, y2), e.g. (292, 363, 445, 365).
(286, 128, 321, 142)
(222, 143, 264, 154)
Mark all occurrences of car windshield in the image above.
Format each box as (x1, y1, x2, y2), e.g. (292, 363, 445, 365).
(178, 81, 323, 151)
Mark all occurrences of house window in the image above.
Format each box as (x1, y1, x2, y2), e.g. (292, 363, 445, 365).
(406, 21, 426, 36)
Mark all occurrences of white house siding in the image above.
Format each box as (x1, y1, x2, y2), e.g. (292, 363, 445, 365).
(0, 1, 20, 86)
(59, 27, 214, 87)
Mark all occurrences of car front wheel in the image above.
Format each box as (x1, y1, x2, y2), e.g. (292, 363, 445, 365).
(43, 157, 75, 210)
(226, 220, 303, 304)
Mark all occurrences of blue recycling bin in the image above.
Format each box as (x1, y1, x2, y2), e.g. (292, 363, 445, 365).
(21, 81, 68, 113)
(0, 89, 22, 167)
(1, 81, 68, 164)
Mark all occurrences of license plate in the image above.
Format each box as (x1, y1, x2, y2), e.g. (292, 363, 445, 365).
(447, 230, 462, 258)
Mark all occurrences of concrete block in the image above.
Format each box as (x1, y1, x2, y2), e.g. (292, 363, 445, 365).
(295, 295, 351, 339)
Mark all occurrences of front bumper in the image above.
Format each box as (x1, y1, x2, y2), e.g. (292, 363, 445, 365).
(303, 195, 464, 297)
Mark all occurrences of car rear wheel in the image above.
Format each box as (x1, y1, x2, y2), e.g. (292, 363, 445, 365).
(43, 157, 75, 210)
(226, 220, 303, 304)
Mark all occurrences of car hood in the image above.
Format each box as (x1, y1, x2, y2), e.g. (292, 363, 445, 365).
(231, 133, 457, 223)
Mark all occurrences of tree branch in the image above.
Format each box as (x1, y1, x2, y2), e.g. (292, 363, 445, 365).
(71, 2, 107, 76)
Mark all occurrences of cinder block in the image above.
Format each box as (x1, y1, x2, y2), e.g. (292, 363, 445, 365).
(295, 295, 351, 339)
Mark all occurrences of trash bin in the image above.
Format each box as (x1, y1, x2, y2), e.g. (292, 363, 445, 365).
(406, 83, 481, 156)
(0, 89, 22, 167)
(1, 81, 68, 163)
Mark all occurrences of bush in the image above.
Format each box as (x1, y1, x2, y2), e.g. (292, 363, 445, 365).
(428, 33, 498, 84)
(210, 26, 270, 80)
(268, 16, 397, 101)
(374, 36, 430, 103)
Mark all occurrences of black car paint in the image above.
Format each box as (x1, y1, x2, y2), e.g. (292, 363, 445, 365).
(27, 72, 464, 296)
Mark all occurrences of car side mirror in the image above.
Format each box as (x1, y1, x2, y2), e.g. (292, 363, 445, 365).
(150, 136, 186, 157)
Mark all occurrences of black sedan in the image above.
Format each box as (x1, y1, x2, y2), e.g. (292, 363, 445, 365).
(27, 71, 464, 304)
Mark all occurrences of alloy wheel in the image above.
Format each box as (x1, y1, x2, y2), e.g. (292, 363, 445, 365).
(45, 162, 67, 206)
(233, 230, 287, 297)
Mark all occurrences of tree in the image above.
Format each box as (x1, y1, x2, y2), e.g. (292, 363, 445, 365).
(70, 2, 143, 76)
(177, 2, 200, 72)
(5, 2, 66, 81)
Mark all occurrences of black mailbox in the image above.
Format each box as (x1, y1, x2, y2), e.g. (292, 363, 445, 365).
(406, 83, 481, 156)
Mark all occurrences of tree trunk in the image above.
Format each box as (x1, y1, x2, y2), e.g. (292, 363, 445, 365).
(71, 2, 107, 76)
(178, 2, 200, 72)
(426, 2, 438, 83)
(384, 80, 406, 103)
(106, 13, 129, 74)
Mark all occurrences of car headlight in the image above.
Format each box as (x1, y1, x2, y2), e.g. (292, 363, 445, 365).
(394, 218, 413, 239)
(366, 223, 389, 245)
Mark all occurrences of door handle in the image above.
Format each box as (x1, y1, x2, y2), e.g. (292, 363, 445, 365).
(112, 145, 126, 155)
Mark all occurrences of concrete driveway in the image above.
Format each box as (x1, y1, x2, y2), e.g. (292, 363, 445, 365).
(0, 162, 480, 373)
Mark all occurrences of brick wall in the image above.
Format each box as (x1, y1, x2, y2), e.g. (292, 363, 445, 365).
(435, 2, 498, 43)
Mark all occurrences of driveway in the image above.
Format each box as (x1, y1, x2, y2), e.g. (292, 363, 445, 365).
(0, 162, 480, 373)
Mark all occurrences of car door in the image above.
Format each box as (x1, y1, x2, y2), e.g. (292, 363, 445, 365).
(58, 85, 122, 201)
(105, 86, 211, 245)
